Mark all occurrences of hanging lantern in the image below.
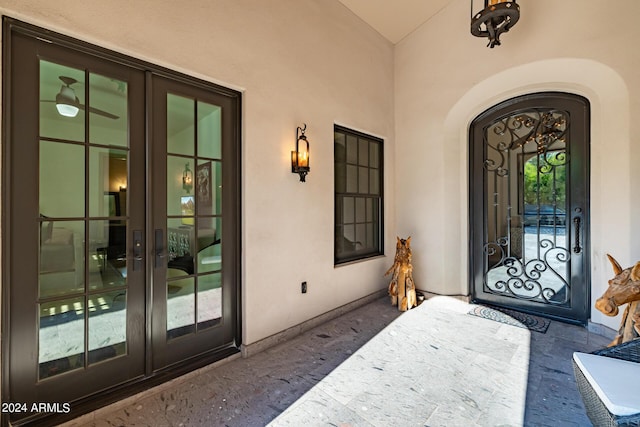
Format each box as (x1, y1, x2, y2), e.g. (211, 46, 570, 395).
(471, 0, 520, 48)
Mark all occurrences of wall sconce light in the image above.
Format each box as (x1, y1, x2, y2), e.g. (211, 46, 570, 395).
(471, 0, 520, 48)
(182, 162, 193, 193)
(291, 124, 310, 182)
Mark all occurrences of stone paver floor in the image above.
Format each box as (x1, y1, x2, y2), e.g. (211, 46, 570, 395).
(65, 295, 611, 427)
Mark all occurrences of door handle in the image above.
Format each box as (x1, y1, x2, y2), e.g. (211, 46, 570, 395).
(132, 230, 143, 271)
(155, 229, 168, 268)
(573, 217, 581, 254)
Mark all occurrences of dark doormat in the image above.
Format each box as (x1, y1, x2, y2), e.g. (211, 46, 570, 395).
(468, 305, 550, 333)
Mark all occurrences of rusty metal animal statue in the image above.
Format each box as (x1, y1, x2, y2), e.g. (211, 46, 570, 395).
(385, 237, 417, 311)
(595, 254, 640, 346)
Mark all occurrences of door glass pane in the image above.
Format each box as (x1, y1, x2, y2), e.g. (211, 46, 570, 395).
(40, 141, 85, 218)
(89, 220, 127, 290)
(89, 148, 128, 217)
(89, 291, 127, 364)
(197, 218, 221, 274)
(214, 161, 222, 216)
(39, 60, 85, 142)
(167, 276, 195, 339)
(197, 101, 221, 159)
(167, 218, 195, 273)
(519, 150, 569, 294)
(37, 60, 134, 381)
(196, 160, 221, 216)
(168, 155, 194, 215)
(39, 220, 84, 298)
(484, 110, 570, 304)
(167, 94, 194, 156)
(197, 273, 222, 329)
(164, 91, 230, 344)
(89, 73, 128, 146)
(39, 296, 85, 379)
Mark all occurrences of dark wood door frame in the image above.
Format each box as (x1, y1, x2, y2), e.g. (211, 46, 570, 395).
(2, 17, 242, 426)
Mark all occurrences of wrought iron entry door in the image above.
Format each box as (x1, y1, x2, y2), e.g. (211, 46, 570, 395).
(470, 93, 590, 324)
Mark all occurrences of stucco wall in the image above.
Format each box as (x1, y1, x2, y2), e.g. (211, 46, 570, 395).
(395, 0, 640, 330)
(0, 0, 396, 345)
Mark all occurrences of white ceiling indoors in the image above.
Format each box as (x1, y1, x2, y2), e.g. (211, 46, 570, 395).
(337, 0, 454, 44)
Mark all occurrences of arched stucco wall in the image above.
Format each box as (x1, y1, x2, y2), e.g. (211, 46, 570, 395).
(443, 58, 630, 330)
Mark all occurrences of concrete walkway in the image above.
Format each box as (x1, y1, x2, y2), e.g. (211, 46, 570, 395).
(66, 295, 611, 427)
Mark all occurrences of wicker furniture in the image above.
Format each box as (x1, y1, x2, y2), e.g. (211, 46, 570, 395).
(573, 339, 640, 427)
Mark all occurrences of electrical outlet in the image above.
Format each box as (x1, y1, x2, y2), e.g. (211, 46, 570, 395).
(301, 281, 307, 293)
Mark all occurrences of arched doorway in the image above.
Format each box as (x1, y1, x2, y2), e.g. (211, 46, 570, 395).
(469, 92, 590, 324)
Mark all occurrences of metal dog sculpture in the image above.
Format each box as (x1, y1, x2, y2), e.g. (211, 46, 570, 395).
(385, 237, 417, 311)
(595, 254, 640, 346)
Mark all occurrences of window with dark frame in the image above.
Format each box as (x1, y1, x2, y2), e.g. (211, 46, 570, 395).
(334, 125, 383, 264)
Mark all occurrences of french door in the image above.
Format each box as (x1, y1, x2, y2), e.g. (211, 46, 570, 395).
(3, 20, 240, 425)
(469, 92, 590, 324)
(150, 76, 240, 369)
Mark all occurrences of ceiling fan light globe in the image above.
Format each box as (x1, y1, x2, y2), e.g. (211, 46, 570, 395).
(55, 102, 79, 117)
(55, 87, 79, 117)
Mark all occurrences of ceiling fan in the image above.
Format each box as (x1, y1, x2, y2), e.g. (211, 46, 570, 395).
(41, 76, 119, 120)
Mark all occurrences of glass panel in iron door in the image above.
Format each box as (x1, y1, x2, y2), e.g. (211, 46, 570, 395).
(484, 110, 571, 305)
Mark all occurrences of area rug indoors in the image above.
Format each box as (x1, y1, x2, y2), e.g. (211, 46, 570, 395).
(468, 305, 550, 333)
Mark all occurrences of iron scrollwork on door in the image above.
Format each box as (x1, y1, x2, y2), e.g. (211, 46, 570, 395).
(483, 109, 571, 305)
